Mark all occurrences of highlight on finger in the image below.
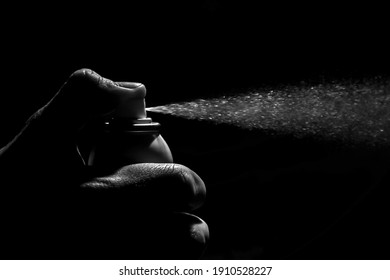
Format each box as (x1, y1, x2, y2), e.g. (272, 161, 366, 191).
(79, 163, 206, 211)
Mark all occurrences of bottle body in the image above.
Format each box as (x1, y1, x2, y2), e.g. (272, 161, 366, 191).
(88, 119, 173, 170)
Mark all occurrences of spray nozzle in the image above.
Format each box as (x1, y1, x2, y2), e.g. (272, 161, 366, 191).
(114, 83, 147, 119)
(106, 83, 162, 132)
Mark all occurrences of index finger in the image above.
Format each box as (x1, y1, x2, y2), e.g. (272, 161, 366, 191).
(79, 163, 206, 212)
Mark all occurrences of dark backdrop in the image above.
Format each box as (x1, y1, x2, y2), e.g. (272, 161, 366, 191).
(1, 2, 389, 142)
(0, 1, 389, 259)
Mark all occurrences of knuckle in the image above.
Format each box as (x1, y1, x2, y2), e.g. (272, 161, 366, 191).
(69, 68, 95, 81)
(153, 163, 196, 191)
(190, 217, 209, 245)
(64, 69, 96, 93)
(153, 163, 192, 183)
(66, 68, 117, 93)
(170, 164, 206, 208)
(169, 164, 194, 185)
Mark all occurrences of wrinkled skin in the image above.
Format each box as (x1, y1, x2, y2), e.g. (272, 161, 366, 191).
(0, 69, 209, 259)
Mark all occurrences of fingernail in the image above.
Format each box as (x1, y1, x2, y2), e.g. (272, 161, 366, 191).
(117, 82, 144, 89)
(128, 82, 143, 88)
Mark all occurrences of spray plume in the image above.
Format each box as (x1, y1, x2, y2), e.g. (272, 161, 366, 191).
(147, 77, 390, 147)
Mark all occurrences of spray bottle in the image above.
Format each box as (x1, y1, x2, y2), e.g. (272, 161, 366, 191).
(87, 84, 173, 171)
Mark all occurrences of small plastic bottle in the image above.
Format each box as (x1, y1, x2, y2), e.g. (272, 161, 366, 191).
(87, 85, 173, 171)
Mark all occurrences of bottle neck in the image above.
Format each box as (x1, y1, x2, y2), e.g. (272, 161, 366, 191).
(104, 117, 161, 134)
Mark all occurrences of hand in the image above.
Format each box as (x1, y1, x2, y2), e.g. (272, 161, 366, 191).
(0, 69, 209, 259)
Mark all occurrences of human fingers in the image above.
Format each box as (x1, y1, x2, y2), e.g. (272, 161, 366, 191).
(79, 163, 206, 212)
(29, 68, 146, 133)
(0, 69, 145, 178)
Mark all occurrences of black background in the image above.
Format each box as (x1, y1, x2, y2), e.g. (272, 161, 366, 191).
(1, 1, 389, 259)
(1, 1, 389, 141)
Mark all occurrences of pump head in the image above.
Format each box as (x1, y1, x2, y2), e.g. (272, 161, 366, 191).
(114, 83, 147, 119)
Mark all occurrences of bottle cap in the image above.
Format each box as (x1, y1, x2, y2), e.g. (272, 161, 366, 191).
(115, 84, 147, 119)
